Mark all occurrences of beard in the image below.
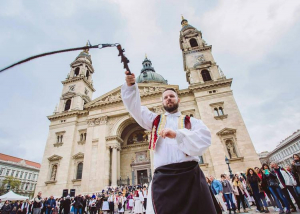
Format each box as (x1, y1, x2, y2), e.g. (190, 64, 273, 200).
(163, 102, 179, 113)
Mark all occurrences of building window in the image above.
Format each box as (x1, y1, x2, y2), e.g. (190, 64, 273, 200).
(64, 99, 71, 111)
(20, 172, 23, 178)
(55, 131, 65, 144)
(28, 173, 31, 180)
(0, 168, 4, 175)
(201, 70, 212, 82)
(30, 183, 33, 190)
(86, 70, 90, 79)
(16, 171, 19, 177)
(74, 67, 80, 77)
(76, 162, 83, 180)
(199, 156, 204, 164)
(219, 107, 224, 116)
(80, 133, 87, 141)
(24, 172, 28, 179)
(33, 174, 36, 180)
(214, 108, 219, 116)
(189, 38, 198, 47)
(21, 183, 24, 190)
(11, 170, 15, 176)
(6, 169, 10, 176)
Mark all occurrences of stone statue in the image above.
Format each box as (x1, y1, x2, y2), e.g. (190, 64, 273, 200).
(51, 165, 57, 181)
(226, 141, 237, 158)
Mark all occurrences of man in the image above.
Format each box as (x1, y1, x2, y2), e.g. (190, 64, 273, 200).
(45, 196, 56, 214)
(121, 71, 215, 214)
(142, 186, 147, 211)
(210, 176, 227, 213)
(33, 192, 43, 214)
(63, 196, 71, 214)
(271, 162, 300, 212)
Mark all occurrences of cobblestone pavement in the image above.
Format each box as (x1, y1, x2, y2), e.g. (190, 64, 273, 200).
(122, 207, 300, 213)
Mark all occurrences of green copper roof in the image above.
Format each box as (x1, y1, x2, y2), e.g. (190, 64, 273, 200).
(136, 57, 167, 84)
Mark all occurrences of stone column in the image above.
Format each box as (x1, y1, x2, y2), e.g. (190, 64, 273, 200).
(117, 149, 121, 180)
(145, 131, 154, 176)
(111, 146, 118, 187)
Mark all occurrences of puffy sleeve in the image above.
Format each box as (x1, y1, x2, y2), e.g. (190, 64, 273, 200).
(121, 83, 157, 130)
(175, 117, 211, 156)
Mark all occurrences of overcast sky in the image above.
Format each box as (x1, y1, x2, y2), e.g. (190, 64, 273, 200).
(0, 0, 300, 163)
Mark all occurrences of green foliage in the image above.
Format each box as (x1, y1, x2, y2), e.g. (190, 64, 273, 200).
(2, 176, 21, 191)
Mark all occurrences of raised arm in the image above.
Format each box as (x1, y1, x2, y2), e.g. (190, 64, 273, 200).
(121, 72, 157, 130)
(175, 117, 211, 156)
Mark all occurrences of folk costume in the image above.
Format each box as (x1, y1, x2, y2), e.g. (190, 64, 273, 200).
(121, 83, 216, 214)
(133, 190, 145, 214)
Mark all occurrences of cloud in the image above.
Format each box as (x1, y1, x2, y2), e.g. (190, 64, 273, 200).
(200, 0, 300, 61)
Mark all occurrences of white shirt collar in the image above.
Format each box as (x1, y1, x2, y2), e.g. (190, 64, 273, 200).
(164, 111, 181, 117)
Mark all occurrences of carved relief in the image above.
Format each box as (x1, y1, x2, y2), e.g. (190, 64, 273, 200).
(152, 106, 165, 114)
(87, 116, 108, 126)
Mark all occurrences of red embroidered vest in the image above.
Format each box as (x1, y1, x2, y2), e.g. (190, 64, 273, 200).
(148, 114, 191, 150)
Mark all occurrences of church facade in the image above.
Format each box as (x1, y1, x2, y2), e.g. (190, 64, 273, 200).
(36, 17, 260, 196)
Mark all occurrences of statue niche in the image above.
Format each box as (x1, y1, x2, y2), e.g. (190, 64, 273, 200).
(128, 130, 148, 145)
(50, 165, 58, 181)
(226, 140, 238, 159)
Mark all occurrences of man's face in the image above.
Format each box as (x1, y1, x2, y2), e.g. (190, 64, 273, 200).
(162, 90, 180, 113)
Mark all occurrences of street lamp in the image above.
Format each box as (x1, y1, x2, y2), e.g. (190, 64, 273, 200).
(6, 182, 11, 192)
(225, 156, 234, 179)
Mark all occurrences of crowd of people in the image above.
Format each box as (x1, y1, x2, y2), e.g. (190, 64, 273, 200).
(2, 153, 300, 214)
(0, 185, 148, 214)
(207, 154, 300, 214)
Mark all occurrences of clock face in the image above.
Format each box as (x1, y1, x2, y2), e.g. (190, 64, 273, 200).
(185, 52, 204, 69)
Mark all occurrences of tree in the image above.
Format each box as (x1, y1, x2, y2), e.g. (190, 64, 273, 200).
(2, 176, 21, 192)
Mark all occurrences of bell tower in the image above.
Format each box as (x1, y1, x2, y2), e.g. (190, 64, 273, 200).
(180, 16, 225, 85)
(55, 43, 96, 114)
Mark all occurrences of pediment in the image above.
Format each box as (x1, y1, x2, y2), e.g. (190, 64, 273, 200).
(216, 128, 236, 136)
(48, 155, 63, 161)
(73, 152, 84, 159)
(85, 83, 172, 109)
(61, 91, 76, 99)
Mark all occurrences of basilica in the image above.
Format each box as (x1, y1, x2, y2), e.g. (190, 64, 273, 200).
(36, 17, 260, 196)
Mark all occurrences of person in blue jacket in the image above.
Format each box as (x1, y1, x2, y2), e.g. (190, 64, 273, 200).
(45, 196, 56, 214)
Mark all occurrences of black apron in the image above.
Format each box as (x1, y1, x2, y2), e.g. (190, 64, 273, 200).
(151, 161, 217, 214)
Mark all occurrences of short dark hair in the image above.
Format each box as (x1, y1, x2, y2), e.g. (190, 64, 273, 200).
(163, 88, 177, 94)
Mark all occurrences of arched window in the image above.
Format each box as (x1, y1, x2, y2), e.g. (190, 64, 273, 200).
(219, 107, 224, 116)
(189, 38, 198, 47)
(86, 70, 90, 79)
(80, 134, 83, 141)
(57, 136, 60, 143)
(64, 99, 71, 111)
(60, 135, 63, 143)
(214, 108, 219, 116)
(84, 133, 87, 140)
(201, 70, 212, 82)
(76, 162, 83, 179)
(74, 67, 80, 77)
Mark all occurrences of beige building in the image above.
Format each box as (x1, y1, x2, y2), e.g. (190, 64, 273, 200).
(36, 17, 260, 196)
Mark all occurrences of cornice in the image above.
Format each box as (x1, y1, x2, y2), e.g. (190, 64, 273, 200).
(216, 128, 237, 136)
(121, 142, 148, 150)
(189, 78, 232, 92)
(48, 110, 88, 121)
(105, 135, 123, 144)
(0, 160, 40, 171)
(183, 46, 212, 54)
(62, 76, 96, 92)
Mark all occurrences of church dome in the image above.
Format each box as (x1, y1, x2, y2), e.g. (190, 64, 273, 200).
(180, 16, 196, 32)
(76, 50, 92, 63)
(136, 55, 168, 84)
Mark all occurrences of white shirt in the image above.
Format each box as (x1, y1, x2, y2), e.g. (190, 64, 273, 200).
(121, 83, 211, 169)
